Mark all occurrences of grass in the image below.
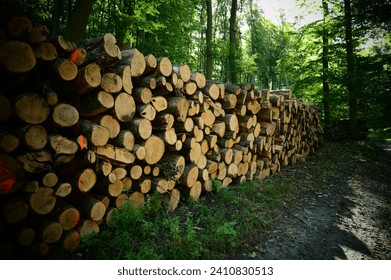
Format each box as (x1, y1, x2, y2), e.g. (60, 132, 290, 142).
(357, 127, 391, 159)
(54, 178, 294, 260)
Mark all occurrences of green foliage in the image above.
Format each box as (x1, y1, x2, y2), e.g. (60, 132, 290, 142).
(62, 178, 293, 260)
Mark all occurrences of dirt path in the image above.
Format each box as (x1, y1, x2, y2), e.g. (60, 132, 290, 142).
(240, 140, 391, 260)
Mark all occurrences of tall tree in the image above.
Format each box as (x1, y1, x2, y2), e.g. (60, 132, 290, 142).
(229, 0, 238, 83)
(66, 0, 94, 43)
(344, 0, 358, 138)
(205, 0, 213, 79)
(322, 0, 331, 133)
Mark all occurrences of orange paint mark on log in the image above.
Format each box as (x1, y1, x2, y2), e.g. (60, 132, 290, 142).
(0, 160, 16, 194)
(69, 49, 81, 63)
(77, 175, 83, 191)
(78, 135, 87, 150)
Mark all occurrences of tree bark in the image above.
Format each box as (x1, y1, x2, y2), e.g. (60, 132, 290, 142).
(65, 0, 94, 44)
(205, 0, 213, 80)
(344, 0, 358, 138)
(229, 0, 238, 84)
(322, 0, 331, 134)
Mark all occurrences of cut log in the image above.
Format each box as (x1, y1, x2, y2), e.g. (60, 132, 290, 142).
(15, 226, 35, 247)
(49, 134, 78, 155)
(117, 49, 146, 77)
(69, 48, 87, 65)
(29, 187, 56, 215)
(71, 168, 97, 193)
(7, 16, 33, 37)
(185, 181, 202, 200)
(114, 193, 129, 210)
(113, 92, 136, 122)
(144, 54, 157, 74)
(62, 230, 80, 252)
(0, 132, 20, 153)
(81, 33, 117, 49)
(158, 154, 185, 180)
(42, 172, 58, 187)
(0, 41, 36, 73)
(128, 191, 145, 208)
(100, 72, 122, 93)
(162, 188, 180, 213)
(13, 93, 49, 124)
(1, 196, 29, 224)
(211, 121, 226, 138)
(38, 219, 63, 244)
(172, 64, 191, 82)
(184, 81, 197, 95)
(79, 91, 114, 117)
(219, 114, 239, 132)
(20, 124, 48, 150)
(78, 119, 110, 147)
(54, 35, 77, 53)
(69, 192, 106, 221)
(94, 144, 135, 164)
(135, 76, 157, 89)
(54, 182, 72, 197)
(151, 96, 168, 112)
(166, 96, 189, 122)
(133, 87, 152, 104)
(133, 144, 146, 161)
(52, 103, 79, 127)
(17, 150, 52, 174)
(202, 83, 219, 100)
(133, 178, 151, 194)
(72, 63, 101, 95)
(129, 165, 143, 180)
(85, 41, 121, 67)
(77, 219, 99, 238)
(154, 57, 172, 77)
(96, 115, 120, 139)
(178, 164, 198, 188)
(106, 180, 123, 197)
(152, 177, 168, 193)
(124, 118, 152, 140)
(136, 103, 156, 121)
(143, 135, 165, 165)
(159, 128, 177, 145)
(191, 72, 206, 88)
(114, 130, 135, 151)
(34, 41, 58, 61)
(151, 113, 174, 130)
(51, 58, 78, 81)
(28, 25, 50, 43)
(114, 65, 132, 94)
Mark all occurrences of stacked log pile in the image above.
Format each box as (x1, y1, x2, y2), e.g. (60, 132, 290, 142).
(0, 16, 322, 259)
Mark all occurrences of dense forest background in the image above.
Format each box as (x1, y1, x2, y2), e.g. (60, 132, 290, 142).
(2, 0, 391, 136)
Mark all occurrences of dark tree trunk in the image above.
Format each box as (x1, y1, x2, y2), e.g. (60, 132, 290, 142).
(51, 0, 61, 37)
(322, 0, 331, 134)
(205, 0, 213, 80)
(229, 0, 238, 84)
(65, 0, 94, 44)
(344, 0, 358, 138)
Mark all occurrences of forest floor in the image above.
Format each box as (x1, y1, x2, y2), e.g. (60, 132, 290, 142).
(238, 138, 391, 260)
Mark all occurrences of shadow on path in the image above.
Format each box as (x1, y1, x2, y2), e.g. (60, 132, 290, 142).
(239, 141, 391, 260)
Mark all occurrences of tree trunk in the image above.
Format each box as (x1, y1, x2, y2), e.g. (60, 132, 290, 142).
(65, 0, 94, 44)
(344, 0, 358, 138)
(229, 0, 238, 84)
(322, 0, 331, 135)
(205, 0, 213, 80)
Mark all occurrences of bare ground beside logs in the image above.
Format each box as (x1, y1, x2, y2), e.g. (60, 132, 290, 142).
(238, 140, 391, 260)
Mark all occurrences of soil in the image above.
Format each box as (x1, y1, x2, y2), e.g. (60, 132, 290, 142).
(239, 140, 391, 260)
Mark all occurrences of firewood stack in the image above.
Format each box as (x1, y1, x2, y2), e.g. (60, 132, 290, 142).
(0, 15, 322, 259)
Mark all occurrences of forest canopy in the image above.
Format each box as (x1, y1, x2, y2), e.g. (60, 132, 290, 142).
(1, 0, 391, 133)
